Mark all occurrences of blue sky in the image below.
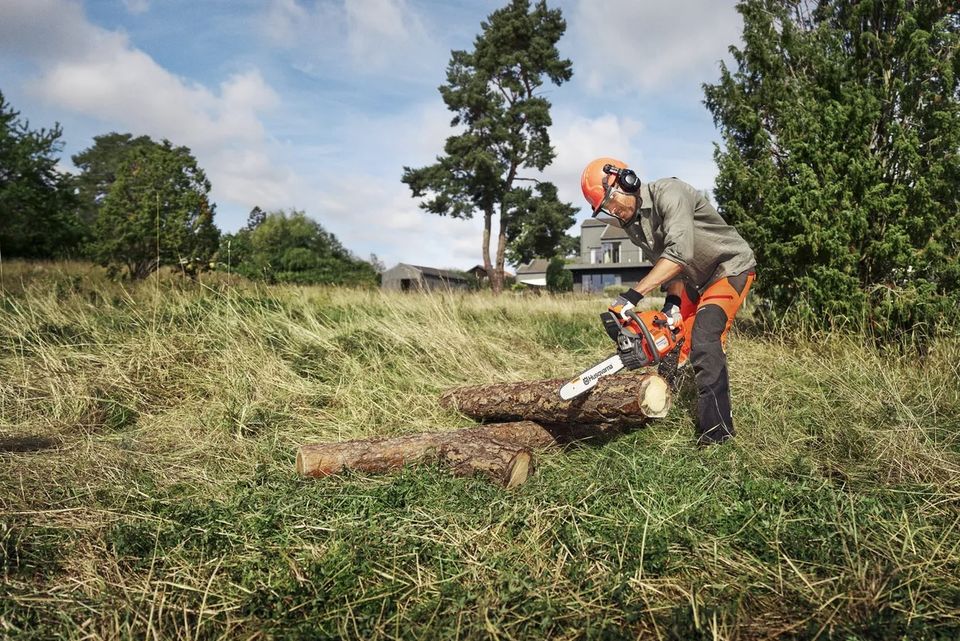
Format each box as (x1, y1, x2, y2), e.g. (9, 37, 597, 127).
(0, 0, 744, 269)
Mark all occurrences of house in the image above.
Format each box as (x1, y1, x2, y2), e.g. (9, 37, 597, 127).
(380, 263, 471, 291)
(515, 258, 550, 287)
(564, 219, 652, 293)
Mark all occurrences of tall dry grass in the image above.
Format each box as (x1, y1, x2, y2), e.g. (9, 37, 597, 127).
(1, 260, 959, 640)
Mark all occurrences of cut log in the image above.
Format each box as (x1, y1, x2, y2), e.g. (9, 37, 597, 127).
(296, 425, 536, 488)
(438, 438, 532, 489)
(439, 372, 671, 426)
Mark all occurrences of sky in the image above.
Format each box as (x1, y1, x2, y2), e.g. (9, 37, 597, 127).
(0, 0, 744, 270)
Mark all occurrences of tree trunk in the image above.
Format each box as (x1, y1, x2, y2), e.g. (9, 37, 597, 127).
(439, 372, 671, 426)
(297, 425, 535, 488)
(495, 205, 508, 295)
(495, 163, 517, 295)
(483, 206, 501, 294)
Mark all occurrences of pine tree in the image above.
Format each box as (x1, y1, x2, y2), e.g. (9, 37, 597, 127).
(0, 92, 81, 257)
(402, 0, 573, 293)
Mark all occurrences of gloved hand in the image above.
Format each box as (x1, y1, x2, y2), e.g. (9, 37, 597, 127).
(661, 294, 682, 330)
(608, 288, 643, 321)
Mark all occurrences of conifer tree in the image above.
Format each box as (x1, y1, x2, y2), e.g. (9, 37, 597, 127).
(705, 0, 960, 340)
(0, 92, 81, 257)
(91, 141, 219, 279)
(402, 0, 573, 293)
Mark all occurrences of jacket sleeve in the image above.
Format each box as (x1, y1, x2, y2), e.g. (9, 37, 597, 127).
(657, 184, 695, 267)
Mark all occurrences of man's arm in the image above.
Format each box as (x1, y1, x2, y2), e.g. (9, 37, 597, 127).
(630, 258, 684, 296)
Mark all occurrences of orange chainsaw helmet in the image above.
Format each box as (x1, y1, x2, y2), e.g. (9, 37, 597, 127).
(580, 157, 641, 228)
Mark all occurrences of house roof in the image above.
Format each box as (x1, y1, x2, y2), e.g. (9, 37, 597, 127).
(389, 263, 469, 281)
(581, 218, 606, 228)
(466, 265, 513, 277)
(600, 225, 632, 241)
(516, 258, 551, 274)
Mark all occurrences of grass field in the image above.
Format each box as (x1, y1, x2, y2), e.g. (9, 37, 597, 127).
(2, 261, 960, 640)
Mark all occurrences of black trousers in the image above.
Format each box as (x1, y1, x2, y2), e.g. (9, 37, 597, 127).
(690, 304, 735, 444)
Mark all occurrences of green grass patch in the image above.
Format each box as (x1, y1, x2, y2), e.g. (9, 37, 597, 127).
(0, 260, 959, 639)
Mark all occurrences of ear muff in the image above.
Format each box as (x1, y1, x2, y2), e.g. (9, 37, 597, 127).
(602, 163, 641, 194)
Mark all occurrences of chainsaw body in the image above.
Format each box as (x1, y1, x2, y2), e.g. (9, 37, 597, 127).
(558, 308, 685, 400)
(601, 308, 679, 369)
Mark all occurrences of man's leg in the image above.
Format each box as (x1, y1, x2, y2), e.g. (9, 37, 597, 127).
(690, 272, 754, 445)
(677, 282, 699, 365)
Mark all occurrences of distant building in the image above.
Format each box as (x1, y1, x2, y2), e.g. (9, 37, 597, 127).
(465, 265, 515, 288)
(565, 219, 652, 293)
(515, 258, 550, 287)
(380, 263, 471, 291)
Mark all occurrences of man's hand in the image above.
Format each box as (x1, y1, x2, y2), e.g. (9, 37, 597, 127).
(661, 294, 682, 330)
(608, 288, 644, 321)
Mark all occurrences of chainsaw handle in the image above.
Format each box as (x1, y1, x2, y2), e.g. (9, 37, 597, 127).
(623, 307, 662, 366)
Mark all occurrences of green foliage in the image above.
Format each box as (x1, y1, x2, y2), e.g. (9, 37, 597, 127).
(505, 182, 579, 265)
(402, 0, 573, 291)
(705, 0, 960, 343)
(221, 209, 378, 286)
(0, 91, 81, 258)
(545, 255, 572, 293)
(89, 140, 219, 279)
(72, 132, 156, 229)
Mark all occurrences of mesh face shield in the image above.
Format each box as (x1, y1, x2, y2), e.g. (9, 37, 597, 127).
(592, 185, 639, 228)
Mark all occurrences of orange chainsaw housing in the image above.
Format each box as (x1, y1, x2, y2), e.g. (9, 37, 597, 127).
(622, 310, 682, 364)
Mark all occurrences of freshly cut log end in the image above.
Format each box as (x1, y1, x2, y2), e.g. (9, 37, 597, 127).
(505, 451, 531, 489)
(638, 375, 670, 418)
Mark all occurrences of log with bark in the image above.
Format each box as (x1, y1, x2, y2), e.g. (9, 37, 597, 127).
(297, 372, 672, 487)
(296, 421, 548, 488)
(439, 371, 671, 426)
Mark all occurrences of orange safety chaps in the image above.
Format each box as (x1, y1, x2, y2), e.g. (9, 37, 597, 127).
(675, 271, 755, 445)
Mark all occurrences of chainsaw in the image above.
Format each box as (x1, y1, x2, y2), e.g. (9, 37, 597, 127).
(558, 307, 686, 400)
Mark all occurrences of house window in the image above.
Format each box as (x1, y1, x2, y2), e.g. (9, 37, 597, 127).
(590, 248, 602, 264)
(582, 273, 621, 293)
(601, 241, 620, 264)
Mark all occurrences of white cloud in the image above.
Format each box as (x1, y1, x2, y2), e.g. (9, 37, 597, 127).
(537, 110, 645, 216)
(261, 0, 435, 76)
(122, 0, 150, 15)
(570, 0, 742, 94)
(0, 0, 294, 237)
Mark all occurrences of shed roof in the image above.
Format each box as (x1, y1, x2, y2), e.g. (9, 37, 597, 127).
(399, 263, 469, 281)
(516, 258, 551, 275)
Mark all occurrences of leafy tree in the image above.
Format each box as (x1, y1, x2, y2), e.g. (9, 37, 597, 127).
(220, 210, 378, 286)
(0, 91, 81, 257)
(402, 0, 573, 294)
(90, 141, 219, 279)
(72, 132, 156, 229)
(505, 182, 578, 265)
(546, 255, 572, 293)
(705, 0, 960, 341)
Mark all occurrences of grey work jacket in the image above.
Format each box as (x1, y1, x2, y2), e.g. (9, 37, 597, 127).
(624, 178, 756, 293)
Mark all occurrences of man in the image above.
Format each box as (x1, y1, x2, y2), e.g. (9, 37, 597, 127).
(580, 157, 756, 445)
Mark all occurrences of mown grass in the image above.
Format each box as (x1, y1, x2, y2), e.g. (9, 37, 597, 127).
(1, 260, 959, 640)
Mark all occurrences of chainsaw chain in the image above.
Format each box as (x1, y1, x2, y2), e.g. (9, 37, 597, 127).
(657, 337, 687, 391)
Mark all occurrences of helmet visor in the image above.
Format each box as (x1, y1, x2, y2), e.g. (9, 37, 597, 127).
(592, 188, 638, 228)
